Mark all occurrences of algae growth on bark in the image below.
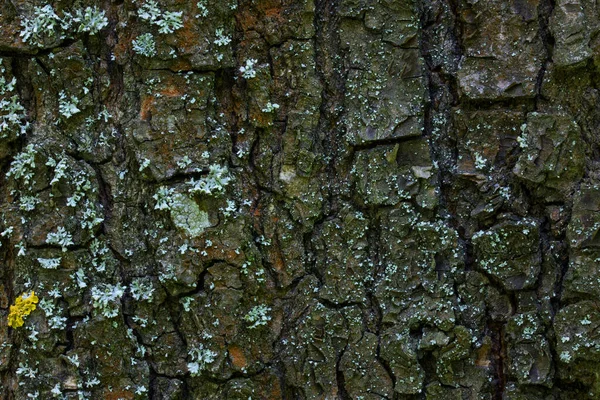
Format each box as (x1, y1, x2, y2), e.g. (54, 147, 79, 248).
(0, 0, 599, 398)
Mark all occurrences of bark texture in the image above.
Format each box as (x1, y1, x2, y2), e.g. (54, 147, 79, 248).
(0, 0, 599, 398)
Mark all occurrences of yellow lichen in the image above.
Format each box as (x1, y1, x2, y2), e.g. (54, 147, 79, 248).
(7, 291, 38, 328)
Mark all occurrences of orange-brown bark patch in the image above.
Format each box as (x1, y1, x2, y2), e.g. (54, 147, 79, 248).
(104, 391, 134, 400)
(140, 95, 155, 121)
(228, 345, 247, 369)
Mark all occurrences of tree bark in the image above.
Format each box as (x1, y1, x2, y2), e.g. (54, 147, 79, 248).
(0, 0, 599, 398)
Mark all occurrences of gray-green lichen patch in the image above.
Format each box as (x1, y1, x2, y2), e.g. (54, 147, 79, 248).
(169, 193, 212, 237)
(554, 301, 600, 397)
(563, 252, 600, 302)
(313, 205, 369, 304)
(472, 219, 541, 291)
(513, 112, 584, 199)
(563, 185, 600, 302)
(566, 184, 600, 250)
(340, 332, 394, 399)
(453, 109, 522, 176)
(379, 327, 424, 394)
(506, 312, 553, 386)
(123, 0, 236, 70)
(128, 70, 225, 181)
(340, 1, 424, 145)
(375, 204, 461, 303)
(352, 139, 436, 207)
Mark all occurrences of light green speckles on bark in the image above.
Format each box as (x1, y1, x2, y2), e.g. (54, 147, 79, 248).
(169, 193, 212, 237)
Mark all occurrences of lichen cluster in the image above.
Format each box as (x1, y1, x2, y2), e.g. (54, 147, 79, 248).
(8, 291, 39, 328)
(0, 0, 599, 398)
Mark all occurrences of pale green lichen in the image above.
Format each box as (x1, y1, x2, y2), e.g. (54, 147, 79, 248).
(6, 144, 37, 186)
(20, 5, 107, 46)
(46, 226, 74, 252)
(187, 165, 231, 195)
(138, 0, 183, 34)
(91, 283, 125, 318)
(169, 193, 211, 237)
(132, 33, 157, 57)
(58, 91, 81, 118)
(244, 304, 272, 329)
(187, 343, 217, 376)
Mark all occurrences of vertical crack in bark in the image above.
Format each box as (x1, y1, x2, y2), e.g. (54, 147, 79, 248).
(2, 247, 16, 400)
(489, 321, 507, 400)
(417, 0, 462, 223)
(364, 210, 383, 334)
(417, 0, 465, 391)
(91, 164, 113, 236)
(419, 347, 438, 394)
(314, 0, 347, 214)
(335, 344, 351, 400)
(534, 0, 556, 111)
(214, 67, 238, 168)
(376, 335, 397, 394)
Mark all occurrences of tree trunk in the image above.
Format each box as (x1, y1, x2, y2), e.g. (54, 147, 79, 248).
(0, 0, 598, 398)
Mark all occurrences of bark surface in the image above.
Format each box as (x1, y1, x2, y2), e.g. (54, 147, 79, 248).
(0, 0, 599, 398)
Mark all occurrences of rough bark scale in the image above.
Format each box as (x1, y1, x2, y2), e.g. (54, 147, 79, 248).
(0, 0, 598, 398)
